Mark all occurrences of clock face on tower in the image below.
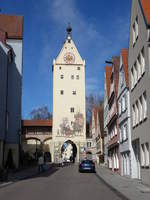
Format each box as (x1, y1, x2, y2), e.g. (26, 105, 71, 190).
(64, 52, 75, 64)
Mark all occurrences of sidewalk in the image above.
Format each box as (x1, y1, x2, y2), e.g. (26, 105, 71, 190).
(0, 163, 53, 188)
(96, 165, 150, 200)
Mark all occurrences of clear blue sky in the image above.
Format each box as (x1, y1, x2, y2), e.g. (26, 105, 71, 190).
(1, 0, 131, 119)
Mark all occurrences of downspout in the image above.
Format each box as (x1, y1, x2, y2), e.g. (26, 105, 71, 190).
(2, 50, 10, 168)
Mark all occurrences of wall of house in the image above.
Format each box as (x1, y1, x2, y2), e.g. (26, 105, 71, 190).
(0, 42, 9, 168)
(128, 0, 150, 184)
(4, 39, 23, 168)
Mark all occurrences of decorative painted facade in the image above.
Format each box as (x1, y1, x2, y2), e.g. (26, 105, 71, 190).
(52, 26, 86, 163)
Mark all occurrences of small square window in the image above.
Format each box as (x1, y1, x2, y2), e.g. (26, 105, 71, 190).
(60, 90, 64, 95)
(71, 75, 74, 79)
(70, 107, 74, 113)
(77, 67, 80, 70)
(60, 75, 64, 79)
(72, 91, 76, 95)
(76, 75, 79, 80)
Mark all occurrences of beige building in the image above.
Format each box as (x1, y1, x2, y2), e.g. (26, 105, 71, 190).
(52, 25, 86, 163)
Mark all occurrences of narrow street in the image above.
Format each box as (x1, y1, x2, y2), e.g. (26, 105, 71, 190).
(0, 165, 124, 200)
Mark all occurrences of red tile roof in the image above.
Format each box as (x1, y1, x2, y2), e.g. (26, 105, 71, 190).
(105, 66, 112, 98)
(141, 0, 150, 25)
(0, 14, 23, 39)
(121, 49, 129, 87)
(22, 120, 52, 127)
(112, 57, 120, 97)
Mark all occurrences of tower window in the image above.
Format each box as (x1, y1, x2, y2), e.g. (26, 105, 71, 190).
(71, 75, 74, 79)
(60, 90, 64, 95)
(72, 91, 76, 95)
(60, 75, 64, 79)
(59, 66, 61, 70)
(70, 107, 74, 113)
(77, 67, 80, 70)
(76, 75, 79, 80)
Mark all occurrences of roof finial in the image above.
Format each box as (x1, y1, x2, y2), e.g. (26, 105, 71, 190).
(66, 23, 72, 41)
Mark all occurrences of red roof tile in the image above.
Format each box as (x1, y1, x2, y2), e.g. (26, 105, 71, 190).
(93, 107, 97, 129)
(141, 0, 150, 25)
(112, 57, 120, 97)
(121, 49, 129, 87)
(0, 14, 23, 39)
(22, 120, 52, 127)
(105, 66, 112, 98)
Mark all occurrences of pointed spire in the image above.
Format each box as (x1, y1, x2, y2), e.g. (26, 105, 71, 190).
(66, 23, 72, 42)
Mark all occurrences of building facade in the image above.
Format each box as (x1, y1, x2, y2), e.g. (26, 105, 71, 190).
(128, 0, 150, 184)
(0, 14, 23, 168)
(21, 120, 52, 163)
(52, 26, 86, 163)
(107, 57, 121, 174)
(104, 66, 112, 166)
(91, 106, 104, 164)
(118, 49, 135, 177)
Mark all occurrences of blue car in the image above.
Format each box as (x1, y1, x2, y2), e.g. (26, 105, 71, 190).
(79, 159, 95, 173)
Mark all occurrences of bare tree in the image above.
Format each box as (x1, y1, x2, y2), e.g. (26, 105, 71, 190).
(30, 106, 52, 120)
(86, 93, 103, 123)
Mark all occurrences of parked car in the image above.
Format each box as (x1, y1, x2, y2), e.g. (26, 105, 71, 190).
(79, 159, 95, 173)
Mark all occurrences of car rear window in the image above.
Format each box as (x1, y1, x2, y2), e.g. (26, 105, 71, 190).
(81, 160, 94, 164)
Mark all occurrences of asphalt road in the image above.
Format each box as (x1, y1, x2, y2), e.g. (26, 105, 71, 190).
(0, 165, 124, 200)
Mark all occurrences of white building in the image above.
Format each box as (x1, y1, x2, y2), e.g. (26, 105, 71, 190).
(52, 25, 86, 163)
(118, 49, 135, 177)
(0, 14, 23, 168)
(104, 66, 112, 167)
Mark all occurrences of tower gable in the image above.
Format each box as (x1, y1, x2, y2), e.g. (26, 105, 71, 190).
(55, 36, 84, 65)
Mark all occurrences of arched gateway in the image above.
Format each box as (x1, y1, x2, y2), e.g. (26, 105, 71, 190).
(52, 25, 86, 163)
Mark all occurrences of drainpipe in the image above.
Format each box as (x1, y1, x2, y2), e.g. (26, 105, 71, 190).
(2, 50, 10, 168)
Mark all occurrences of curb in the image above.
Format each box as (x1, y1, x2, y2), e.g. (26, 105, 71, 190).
(95, 170, 130, 200)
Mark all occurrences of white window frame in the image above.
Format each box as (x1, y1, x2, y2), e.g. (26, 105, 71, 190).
(135, 16, 139, 40)
(137, 55, 141, 80)
(132, 105, 135, 127)
(143, 91, 147, 119)
(141, 47, 145, 75)
(132, 22, 136, 45)
(139, 97, 143, 122)
(131, 67, 134, 89)
(145, 143, 150, 167)
(141, 144, 145, 167)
